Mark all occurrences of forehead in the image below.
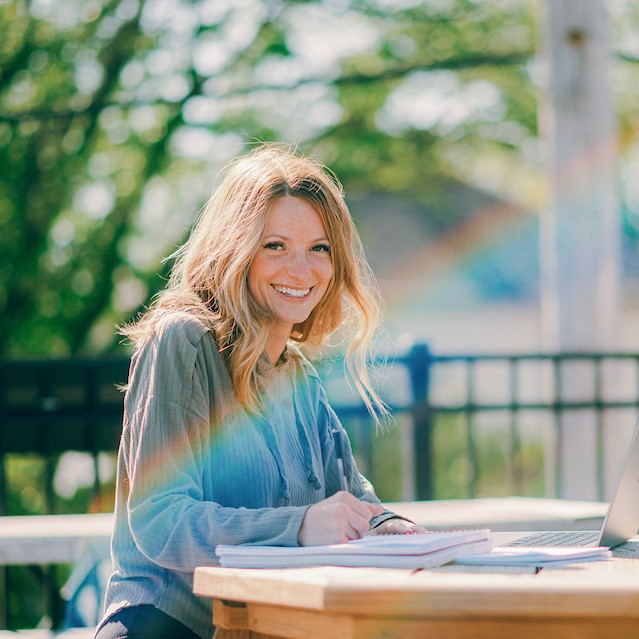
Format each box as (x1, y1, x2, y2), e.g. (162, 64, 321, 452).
(264, 196, 327, 237)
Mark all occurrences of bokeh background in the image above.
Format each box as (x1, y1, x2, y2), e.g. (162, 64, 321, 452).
(4, 0, 639, 628)
(5, 0, 639, 360)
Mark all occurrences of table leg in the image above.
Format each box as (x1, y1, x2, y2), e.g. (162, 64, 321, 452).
(213, 630, 250, 639)
(214, 631, 280, 639)
(213, 600, 282, 639)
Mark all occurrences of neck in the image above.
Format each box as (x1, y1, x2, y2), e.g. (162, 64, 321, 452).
(264, 334, 290, 366)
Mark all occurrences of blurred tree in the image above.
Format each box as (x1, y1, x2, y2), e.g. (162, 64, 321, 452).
(0, 0, 569, 356)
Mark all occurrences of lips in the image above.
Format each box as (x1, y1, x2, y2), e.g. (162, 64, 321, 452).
(272, 285, 311, 298)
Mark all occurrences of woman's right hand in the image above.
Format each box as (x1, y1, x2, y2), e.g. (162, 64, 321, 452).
(297, 492, 384, 546)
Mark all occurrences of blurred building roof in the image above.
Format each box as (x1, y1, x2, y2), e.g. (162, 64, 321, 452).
(347, 180, 539, 310)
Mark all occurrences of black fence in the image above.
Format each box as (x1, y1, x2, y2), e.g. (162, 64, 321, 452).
(0, 357, 128, 516)
(3, 347, 639, 511)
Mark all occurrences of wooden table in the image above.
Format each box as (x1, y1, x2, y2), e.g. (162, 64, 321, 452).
(0, 512, 113, 565)
(194, 559, 639, 639)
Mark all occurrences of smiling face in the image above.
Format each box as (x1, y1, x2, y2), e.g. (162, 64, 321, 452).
(248, 196, 334, 361)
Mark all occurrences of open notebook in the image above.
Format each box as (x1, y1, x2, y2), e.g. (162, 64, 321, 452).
(216, 529, 492, 569)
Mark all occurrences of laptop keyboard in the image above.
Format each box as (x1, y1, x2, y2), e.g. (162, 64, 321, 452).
(502, 531, 599, 547)
(503, 532, 639, 558)
(611, 541, 639, 558)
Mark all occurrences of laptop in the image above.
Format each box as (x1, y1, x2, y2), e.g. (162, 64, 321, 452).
(499, 418, 639, 558)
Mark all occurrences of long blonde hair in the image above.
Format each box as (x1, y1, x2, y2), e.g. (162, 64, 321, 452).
(122, 144, 386, 418)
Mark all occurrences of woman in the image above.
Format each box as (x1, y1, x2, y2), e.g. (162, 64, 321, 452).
(95, 144, 422, 639)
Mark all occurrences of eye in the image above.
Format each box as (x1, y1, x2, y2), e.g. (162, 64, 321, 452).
(263, 242, 284, 251)
(311, 243, 331, 254)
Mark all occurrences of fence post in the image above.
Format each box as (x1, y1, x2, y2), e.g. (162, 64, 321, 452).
(407, 343, 434, 500)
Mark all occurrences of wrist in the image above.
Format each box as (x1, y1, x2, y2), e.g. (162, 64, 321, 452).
(369, 513, 416, 530)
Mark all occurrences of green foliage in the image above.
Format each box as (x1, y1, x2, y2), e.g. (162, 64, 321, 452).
(342, 412, 546, 501)
(0, 0, 540, 356)
(432, 413, 545, 498)
(4, 452, 116, 515)
(4, 456, 48, 515)
(2, 451, 115, 629)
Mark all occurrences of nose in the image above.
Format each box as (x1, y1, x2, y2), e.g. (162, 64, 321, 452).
(286, 250, 311, 281)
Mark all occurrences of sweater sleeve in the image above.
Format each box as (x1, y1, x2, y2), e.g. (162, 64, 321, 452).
(121, 317, 309, 573)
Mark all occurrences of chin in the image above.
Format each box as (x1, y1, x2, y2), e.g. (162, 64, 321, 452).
(282, 315, 311, 327)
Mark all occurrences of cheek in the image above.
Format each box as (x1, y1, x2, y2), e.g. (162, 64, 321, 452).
(246, 267, 263, 303)
(247, 256, 268, 289)
(247, 276, 256, 300)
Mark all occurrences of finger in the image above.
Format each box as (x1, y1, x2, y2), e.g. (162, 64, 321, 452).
(350, 512, 374, 539)
(333, 529, 352, 544)
(342, 495, 383, 519)
(364, 501, 385, 517)
(352, 504, 381, 525)
(382, 519, 413, 534)
(344, 524, 357, 540)
(346, 521, 366, 541)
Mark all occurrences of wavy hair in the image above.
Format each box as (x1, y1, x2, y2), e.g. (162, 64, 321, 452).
(121, 144, 386, 418)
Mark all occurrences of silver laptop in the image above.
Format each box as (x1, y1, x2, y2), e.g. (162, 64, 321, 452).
(501, 418, 639, 558)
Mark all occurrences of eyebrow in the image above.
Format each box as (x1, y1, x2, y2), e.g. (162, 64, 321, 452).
(263, 233, 330, 243)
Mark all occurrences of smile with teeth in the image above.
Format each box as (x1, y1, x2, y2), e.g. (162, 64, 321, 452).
(272, 285, 311, 298)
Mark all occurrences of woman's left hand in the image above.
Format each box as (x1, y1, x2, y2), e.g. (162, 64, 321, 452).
(369, 517, 429, 535)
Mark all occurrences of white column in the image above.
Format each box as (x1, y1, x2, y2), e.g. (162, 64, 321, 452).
(539, 0, 620, 499)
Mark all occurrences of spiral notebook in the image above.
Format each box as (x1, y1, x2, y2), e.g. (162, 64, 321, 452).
(454, 545, 611, 567)
(215, 529, 492, 569)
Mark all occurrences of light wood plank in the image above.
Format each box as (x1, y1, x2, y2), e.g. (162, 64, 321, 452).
(195, 566, 331, 611)
(248, 604, 352, 639)
(352, 616, 639, 639)
(213, 630, 279, 639)
(212, 601, 338, 639)
(213, 600, 248, 629)
(214, 603, 639, 639)
(213, 630, 251, 639)
(196, 562, 639, 620)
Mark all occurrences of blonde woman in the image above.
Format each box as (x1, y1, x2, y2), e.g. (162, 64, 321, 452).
(95, 145, 422, 639)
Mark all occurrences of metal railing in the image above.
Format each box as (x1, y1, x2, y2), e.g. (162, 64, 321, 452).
(318, 348, 639, 502)
(418, 351, 639, 500)
(3, 348, 639, 510)
(0, 357, 127, 516)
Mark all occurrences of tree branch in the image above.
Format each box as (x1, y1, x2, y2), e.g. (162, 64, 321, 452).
(0, 51, 533, 124)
